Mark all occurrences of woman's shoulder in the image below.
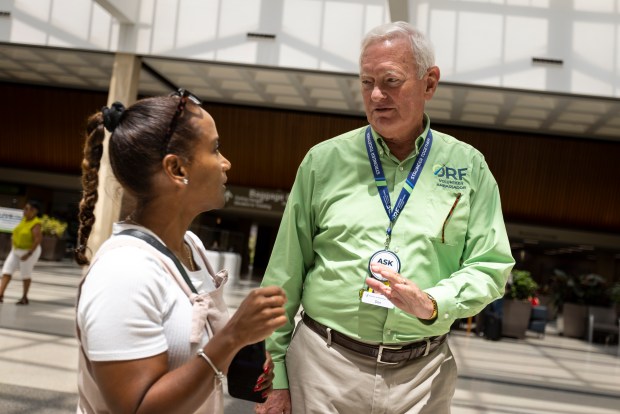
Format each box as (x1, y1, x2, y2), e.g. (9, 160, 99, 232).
(85, 245, 176, 300)
(90, 244, 164, 274)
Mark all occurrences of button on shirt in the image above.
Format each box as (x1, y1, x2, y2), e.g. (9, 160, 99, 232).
(262, 115, 514, 388)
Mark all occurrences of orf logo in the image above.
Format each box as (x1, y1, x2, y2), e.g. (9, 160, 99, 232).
(433, 164, 467, 180)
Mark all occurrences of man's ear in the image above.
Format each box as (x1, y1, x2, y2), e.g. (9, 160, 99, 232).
(424, 66, 440, 100)
(162, 154, 188, 184)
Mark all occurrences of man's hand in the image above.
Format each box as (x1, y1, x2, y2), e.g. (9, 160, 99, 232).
(366, 263, 435, 319)
(255, 389, 291, 414)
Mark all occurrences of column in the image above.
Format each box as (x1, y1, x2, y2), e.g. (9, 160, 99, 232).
(87, 53, 141, 256)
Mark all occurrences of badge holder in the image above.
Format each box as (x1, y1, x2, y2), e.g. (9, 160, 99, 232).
(360, 127, 431, 311)
(360, 234, 400, 309)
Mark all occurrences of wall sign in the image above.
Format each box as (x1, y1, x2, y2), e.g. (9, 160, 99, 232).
(0, 207, 23, 233)
(224, 185, 289, 213)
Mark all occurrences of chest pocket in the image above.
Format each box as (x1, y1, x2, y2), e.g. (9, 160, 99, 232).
(425, 188, 470, 248)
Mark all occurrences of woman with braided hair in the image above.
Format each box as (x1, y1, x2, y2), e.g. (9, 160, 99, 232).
(74, 91, 287, 414)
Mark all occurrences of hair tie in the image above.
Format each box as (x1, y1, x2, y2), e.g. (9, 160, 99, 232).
(101, 101, 126, 132)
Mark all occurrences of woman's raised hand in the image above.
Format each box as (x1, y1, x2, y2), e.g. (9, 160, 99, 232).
(227, 285, 288, 346)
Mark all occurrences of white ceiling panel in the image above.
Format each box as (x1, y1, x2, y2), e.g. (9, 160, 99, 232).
(0, 43, 619, 143)
(310, 88, 344, 100)
(505, 119, 543, 129)
(316, 99, 350, 110)
(549, 122, 588, 133)
(605, 117, 620, 127)
(232, 92, 264, 102)
(557, 113, 599, 124)
(460, 114, 497, 125)
(274, 96, 306, 106)
(566, 101, 610, 114)
(510, 108, 549, 119)
(254, 71, 291, 84)
(596, 126, 620, 136)
(207, 66, 244, 80)
(466, 90, 505, 104)
(221, 80, 253, 91)
(8, 71, 48, 82)
(462, 103, 500, 115)
(514, 96, 557, 109)
(265, 84, 298, 95)
(302, 75, 340, 89)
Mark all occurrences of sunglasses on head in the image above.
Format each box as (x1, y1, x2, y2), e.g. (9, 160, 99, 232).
(163, 88, 203, 149)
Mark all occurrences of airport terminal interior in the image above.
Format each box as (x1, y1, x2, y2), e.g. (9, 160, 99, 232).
(1, 1, 619, 413)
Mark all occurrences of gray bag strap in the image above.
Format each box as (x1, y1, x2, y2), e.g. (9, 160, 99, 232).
(118, 228, 198, 294)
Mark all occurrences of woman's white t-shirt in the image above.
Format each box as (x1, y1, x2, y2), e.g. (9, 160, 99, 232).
(77, 223, 217, 370)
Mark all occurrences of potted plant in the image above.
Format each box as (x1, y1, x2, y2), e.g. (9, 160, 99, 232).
(550, 269, 583, 338)
(40, 215, 68, 261)
(580, 273, 609, 306)
(502, 269, 538, 339)
(607, 283, 620, 319)
(558, 272, 609, 338)
(0, 230, 11, 259)
(537, 269, 572, 321)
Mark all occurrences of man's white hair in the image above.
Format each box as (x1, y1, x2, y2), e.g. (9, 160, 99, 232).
(360, 21, 435, 79)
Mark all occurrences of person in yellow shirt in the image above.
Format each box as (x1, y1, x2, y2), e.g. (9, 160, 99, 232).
(0, 200, 43, 305)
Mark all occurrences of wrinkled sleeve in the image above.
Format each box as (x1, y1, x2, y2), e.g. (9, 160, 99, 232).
(426, 155, 515, 323)
(260, 153, 317, 389)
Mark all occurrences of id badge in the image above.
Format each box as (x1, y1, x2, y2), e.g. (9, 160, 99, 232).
(362, 249, 400, 309)
(361, 290, 394, 309)
(368, 250, 401, 282)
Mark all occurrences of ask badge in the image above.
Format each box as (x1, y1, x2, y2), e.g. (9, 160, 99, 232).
(368, 250, 401, 282)
(362, 250, 401, 309)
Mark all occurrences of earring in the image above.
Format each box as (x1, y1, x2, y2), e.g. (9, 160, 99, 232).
(182, 178, 189, 185)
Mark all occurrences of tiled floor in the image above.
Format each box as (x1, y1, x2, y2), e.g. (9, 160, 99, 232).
(1, 259, 619, 413)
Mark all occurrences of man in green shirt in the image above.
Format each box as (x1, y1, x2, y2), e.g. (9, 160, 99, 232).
(257, 21, 514, 413)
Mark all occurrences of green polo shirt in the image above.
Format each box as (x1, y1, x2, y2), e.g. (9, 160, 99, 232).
(262, 115, 514, 389)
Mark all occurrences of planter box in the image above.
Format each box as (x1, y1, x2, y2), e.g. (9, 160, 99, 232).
(0, 232, 11, 259)
(40, 236, 66, 261)
(562, 302, 588, 338)
(502, 299, 532, 339)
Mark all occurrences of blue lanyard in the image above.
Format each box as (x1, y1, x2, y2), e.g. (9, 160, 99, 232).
(365, 126, 433, 248)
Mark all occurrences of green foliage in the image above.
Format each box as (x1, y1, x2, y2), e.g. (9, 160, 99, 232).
(40, 215, 67, 238)
(507, 269, 538, 300)
(552, 270, 609, 306)
(580, 273, 608, 305)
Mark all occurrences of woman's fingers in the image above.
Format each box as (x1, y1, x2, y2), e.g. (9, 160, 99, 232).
(231, 287, 288, 344)
(245, 286, 288, 309)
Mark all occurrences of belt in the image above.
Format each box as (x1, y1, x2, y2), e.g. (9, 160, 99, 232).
(302, 313, 447, 364)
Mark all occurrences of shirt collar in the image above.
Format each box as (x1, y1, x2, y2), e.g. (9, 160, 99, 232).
(371, 113, 431, 161)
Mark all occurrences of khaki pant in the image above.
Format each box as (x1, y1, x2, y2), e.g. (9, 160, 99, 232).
(286, 322, 457, 414)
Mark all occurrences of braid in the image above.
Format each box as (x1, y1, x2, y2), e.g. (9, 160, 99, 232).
(75, 112, 106, 265)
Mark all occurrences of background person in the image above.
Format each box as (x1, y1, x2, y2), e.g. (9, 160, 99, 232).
(0, 200, 43, 305)
(75, 91, 287, 414)
(257, 21, 514, 413)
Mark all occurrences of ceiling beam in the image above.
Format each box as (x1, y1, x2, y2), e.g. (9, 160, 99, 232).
(94, 0, 139, 24)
